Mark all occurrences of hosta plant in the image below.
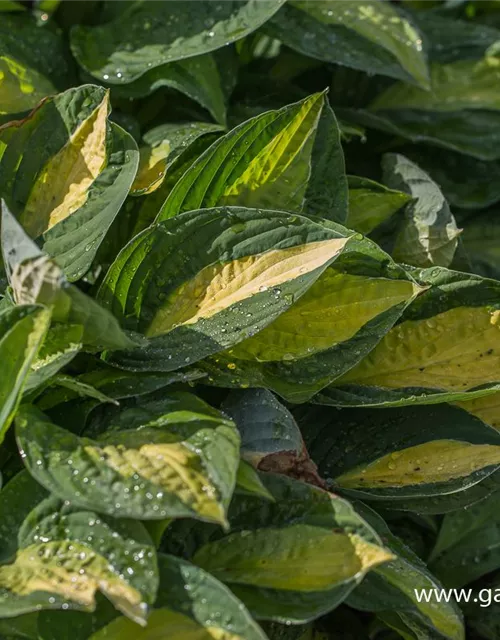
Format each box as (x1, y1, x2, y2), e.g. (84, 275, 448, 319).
(2, 1, 500, 639)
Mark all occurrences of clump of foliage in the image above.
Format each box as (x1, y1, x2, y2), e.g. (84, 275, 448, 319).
(2, 0, 500, 638)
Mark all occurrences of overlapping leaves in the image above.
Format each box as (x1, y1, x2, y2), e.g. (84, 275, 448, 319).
(3, 2, 500, 640)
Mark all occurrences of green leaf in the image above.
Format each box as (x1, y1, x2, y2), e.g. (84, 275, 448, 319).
(302, 101, 348, 224)
(404, 147, 500, 211)
(346, 175, 411, 235)
(2, 203, 137, 352)
(336, 101, 500, 161)
(0, 1, 26, 11)
(371, 56, 500, 112)
(0, 304, 50, 445)
(130, 121, 224, 197)
(321, 266, 500, 407)
(98, 207, 351, 372)
(157, 93, 330, 221)
(0, 14, 73, 119)
(0, 471, 48, 563)
(346, 42, 500, 161)
(0, 612, 38, 640)
(70, 1, 284, 84)
(42, 374, 118, 407)
(35, 365, 204, 412)
(89, 554, 268, 640)
(224, 388, 303, 464)
(455, 390, 500, 430)
(16, 392, 240, 524)
(295, 403, 500, 509)
(414, 13, 500, 63)
(429, 490, 500, 587)
(37, 598, 118, 640)
(191, 473, 393, 623)
(200, 231, 421, 402)
(107, 54, 229, 126)
(223, 389, 324, 487)
(0, 496, 158, 623)
(337, 105, 500, 161)
(382, 153, 461, 268)
(24, 323, 84, 393)
(119, 125, 223, 243)
(466, 585, 500, 640)
(267, 1, 429, 87)
(348, 504, 465, 640)
(460, 210, 500, 280)
(0, 84, 139, 281)
(235, 460, 275, 502)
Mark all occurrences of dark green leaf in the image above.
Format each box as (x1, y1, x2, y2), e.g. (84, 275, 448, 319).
(71, 1, 285, 84)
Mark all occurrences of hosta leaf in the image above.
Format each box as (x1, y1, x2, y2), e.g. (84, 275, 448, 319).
(25, 323, 83, 393)
(302, 101, 348, 224)
(0, 496, 158, 623)
(348, 505, 465, 640)
(348, 41, 500, 160)
(108, 54, 228, 126)
(37, 598, 118, 640)
(130, 141, 171, 197)
(70, 1, 284, 84)
(89, 554, 268, 640)
(430, 490, 500, 587)
(142, 122, 225, 156)
(346, 176, 411, 235)
(235, 460, 275, 501)
(42, 375, 118, 407)
(223, 389, 324, 487)
(194, 525, 385, 590)
(200, 232, 421, 402)
(382, 153, 461, 268)
(295, 403, 500, 508)
(224, 389, 303, 464)
(35, 366, 204, 412)
(322, 266, 500, 407)
(157, 93, 331, 221)
(2, 204, 136, 351)
(0, 14, 73, 119)
(267, 1, 429, 87)
(16, 392, 240, 524)
(0, 84, 139, 281)
(455, 392, 500, 430)
(336, 101, 500, 160)
(191, 473, 393, 623)
(94, 124, 223, 265)
(337, 106, 500, 161)
(414, 13, 500, 63)
(130, 121, 224, 197)
(430, 489, 500, 562)
(405, 147, 500, 211)
(460, 210, 500, 279)
(98, 207, 351, 372)
(371, 57, 500, 112)
(467, 585, 500, 640)
(0, 471, 48, 563)
(0, 612, 38, 640)
(0, 304, 50, 444)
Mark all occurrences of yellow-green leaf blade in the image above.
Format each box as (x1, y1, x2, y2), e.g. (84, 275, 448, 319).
(157, 93, 326, 221)
(0, 304, 50, 445)
(89, 554, 268, 640)
(99, 207, 351, 372)
(0, 497, 158, 623)
(229, 270, 419, 362)
(16, 392, 240, 524)
(0, 85, 139, 281)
